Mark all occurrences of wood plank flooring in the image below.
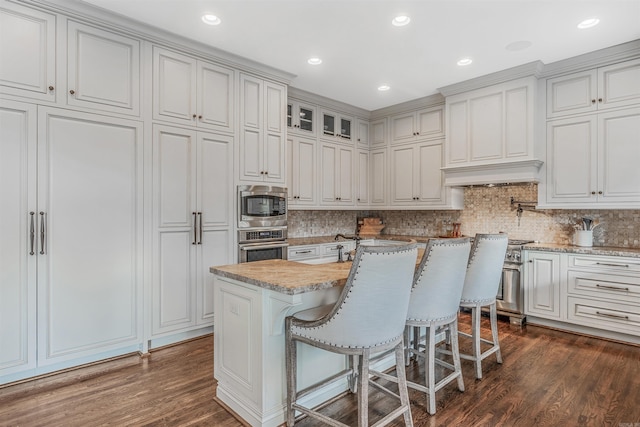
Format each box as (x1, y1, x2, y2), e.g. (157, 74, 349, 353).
(1, 313, 639, 426)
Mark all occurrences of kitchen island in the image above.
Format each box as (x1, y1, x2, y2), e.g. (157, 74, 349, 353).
(210, 251, 422, 427)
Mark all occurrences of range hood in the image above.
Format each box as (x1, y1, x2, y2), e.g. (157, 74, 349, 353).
(441, 159, 543, 187)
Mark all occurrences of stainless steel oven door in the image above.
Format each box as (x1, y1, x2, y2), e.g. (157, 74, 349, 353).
(496, 263, 523, 314)
(238, 241, 289, 263)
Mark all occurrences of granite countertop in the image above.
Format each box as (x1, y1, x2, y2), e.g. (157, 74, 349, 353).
(288, 235, 640, 259)
(211, 247, 425, 295)
(523, 243, 640, 258)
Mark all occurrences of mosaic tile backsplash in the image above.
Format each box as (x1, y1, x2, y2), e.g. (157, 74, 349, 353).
(288, 184, 640, 248)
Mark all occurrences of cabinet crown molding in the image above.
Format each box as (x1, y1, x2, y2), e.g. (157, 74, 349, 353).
(438, 61, 544, 97)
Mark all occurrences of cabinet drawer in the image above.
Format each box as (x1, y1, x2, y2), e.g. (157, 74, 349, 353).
(323, 242, 355, 256)
(568, 255, 640, 273)
(568, 271, 640, 304)
(288, 245, 320, 261)
(567, 296, 640, 336)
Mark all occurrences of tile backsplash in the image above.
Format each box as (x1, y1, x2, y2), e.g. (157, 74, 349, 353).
(288, 184, 640, 248)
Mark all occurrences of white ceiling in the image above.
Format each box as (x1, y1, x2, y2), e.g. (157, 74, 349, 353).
(78, 0, 640, 111)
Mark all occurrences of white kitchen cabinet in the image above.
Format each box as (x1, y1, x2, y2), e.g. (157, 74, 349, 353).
(543, 107, 640, 207)
(390, 140, 461, 208)
(37, 107, 143, 367)
(369, 148, 388, 206)
(370, 118, 387, 147)
(152, 125, 233, 337)
(356, 149, 369, 206)
(390, 105, 444, 145)
(445, 77, 536, 166)
(0, 2, 56, 102)
(239, 73, 286, 184)
(524, 251, 562, 320)
(320, 109, 354, 143)
(66, 21, 140, 116)
(153, 46, 235, 133)
(287, 99, 315, 136)
(288, 241, 356, 264)
(0, 100, 37, 380)
(356, 119, 369, 146)
(320, 142, 354, 206)
(546, 59, 640, 118)
(286, 135, 316, 207)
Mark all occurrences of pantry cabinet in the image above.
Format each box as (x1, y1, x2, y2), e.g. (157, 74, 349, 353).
(66, 21, 140, 116)
(543, 107, 640, 207)
(546, 59, 640, 118)
(0, 100, 37, 380)
(152, 125, 233, 338)
(0, 2, 56, 102)
(320, 142, 354, 206)
(37, 107, 144, 367)
(153, 46, 235, 133)
(286, 135, 316, 207)
(239, 73, 286, 184)
(390, 105, 444, 145)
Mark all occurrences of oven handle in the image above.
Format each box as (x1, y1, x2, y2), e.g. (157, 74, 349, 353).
(239, 242, 289, 251)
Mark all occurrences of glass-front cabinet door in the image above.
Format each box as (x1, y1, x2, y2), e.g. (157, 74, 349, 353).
(288, 100, 315, 136)
(321, 109, 353, 143)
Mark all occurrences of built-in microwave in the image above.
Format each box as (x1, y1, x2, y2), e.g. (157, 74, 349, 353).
(238, 185, 287, 228)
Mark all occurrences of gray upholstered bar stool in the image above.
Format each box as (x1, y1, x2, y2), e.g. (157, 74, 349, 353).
(403, 237, 471, 415)
(457, 233, 508, 380)
(285, 243, 418, 427)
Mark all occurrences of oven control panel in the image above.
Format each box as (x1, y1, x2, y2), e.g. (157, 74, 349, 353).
(239, 228, 287, 243)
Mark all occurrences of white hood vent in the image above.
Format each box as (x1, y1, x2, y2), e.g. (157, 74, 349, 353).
(441, 159, 543, 187)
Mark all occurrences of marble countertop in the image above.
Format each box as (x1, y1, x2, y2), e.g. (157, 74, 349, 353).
(211, 247, 425, 295)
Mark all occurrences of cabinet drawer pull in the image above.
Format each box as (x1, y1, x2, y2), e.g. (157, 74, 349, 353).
(596, 262, 630, 268)
(596, 284, 629, 292)
(295, 250, 312, 254)
(595, 311, 629, 321)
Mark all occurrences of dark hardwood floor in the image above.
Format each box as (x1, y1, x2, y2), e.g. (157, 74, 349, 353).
(1, 313, 639, 426)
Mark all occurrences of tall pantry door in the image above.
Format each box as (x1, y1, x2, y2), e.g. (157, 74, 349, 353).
(37, 107, 143, 366)
(0, 100, 37, 378)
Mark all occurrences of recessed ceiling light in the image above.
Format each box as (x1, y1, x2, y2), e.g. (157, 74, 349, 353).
(307, 57, 322, 65)
(378, 85, 390, 91)
(201, 14, 221, 25)
(457, 57, 473, 66)
(505, 40, 532, 51)
(392, 15, 410, 27)
(577, 18, 600, 29)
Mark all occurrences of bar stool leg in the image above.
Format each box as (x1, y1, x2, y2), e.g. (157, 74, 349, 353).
(426, 325, 436, 415)
(395, 341, 414, 427)
(490, 303, 503, 364)
(451, 320, 465, 392)
(472, 306, 483, 379)
(285, 330, 297, 427)
(357, 351, 369, 427)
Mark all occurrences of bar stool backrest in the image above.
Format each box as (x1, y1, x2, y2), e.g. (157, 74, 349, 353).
(289, 243, 418, 349)
(407, 238, 471, 322)
(461, 234, 508, 304)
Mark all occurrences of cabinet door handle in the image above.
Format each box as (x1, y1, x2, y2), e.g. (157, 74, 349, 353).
(591, 99, 596, 104)
(598, 191, 603, 195)
(596, 283, 629, 292)
(29, 212, 35, 255)
(598, 98, 603, 103)
(39, 212, 46, 255)
(192, 212, 197, 245)
(192, 114, 197, 119)
(198, 212, 203, 245)
(595, 311, 629, 321)
(48, 86, 54, 91)
(69, 89, 75, 95)
(198, 115, 203, 120)
(591, 191, 596, 195)
(596, 262, 630, 268)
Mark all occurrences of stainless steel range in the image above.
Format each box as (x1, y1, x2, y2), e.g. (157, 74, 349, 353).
(496, 239, 535, 325)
